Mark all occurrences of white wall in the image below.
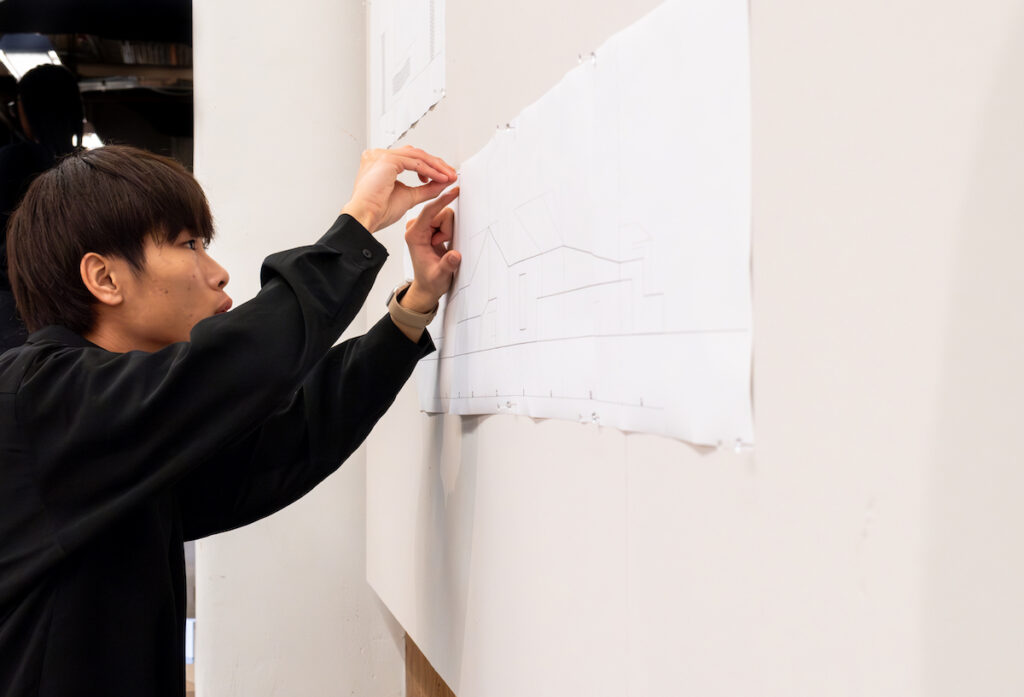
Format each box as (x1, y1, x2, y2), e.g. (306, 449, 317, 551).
(367, 1, 1024, 695)
(192, 1, 405, 695)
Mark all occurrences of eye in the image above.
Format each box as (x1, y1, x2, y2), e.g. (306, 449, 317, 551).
(185, 239, 198, 251)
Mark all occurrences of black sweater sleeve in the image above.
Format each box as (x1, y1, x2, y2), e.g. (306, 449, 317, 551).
(5, 215, 384, 559)
(175, 314, 432, 540)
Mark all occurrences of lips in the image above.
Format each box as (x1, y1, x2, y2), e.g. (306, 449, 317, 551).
(216, 297, 233, 314)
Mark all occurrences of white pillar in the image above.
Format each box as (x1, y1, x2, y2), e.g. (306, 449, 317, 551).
(191, 1, 404, 694)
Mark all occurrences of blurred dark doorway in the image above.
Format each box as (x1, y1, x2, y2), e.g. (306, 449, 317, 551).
(0, 0, 194, 166)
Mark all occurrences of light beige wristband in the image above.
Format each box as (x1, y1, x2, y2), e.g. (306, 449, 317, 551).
(386, 281, 438, 330)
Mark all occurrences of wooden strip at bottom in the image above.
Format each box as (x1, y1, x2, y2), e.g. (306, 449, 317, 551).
(406, 635, 457, 697)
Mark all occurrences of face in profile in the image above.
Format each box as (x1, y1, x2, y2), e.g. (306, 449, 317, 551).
(111, 230, 232, 352)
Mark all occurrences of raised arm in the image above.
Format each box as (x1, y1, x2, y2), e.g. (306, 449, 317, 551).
(2, 146, 456, 571)
(176, 314, 432, 539)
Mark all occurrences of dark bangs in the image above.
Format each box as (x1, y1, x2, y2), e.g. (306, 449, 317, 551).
(8, 145, 215, 334)
(73, 146, 215, 267)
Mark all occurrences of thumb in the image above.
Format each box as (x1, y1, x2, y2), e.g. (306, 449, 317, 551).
(408, 180, 449, 206)
(441, 249, 462, 273)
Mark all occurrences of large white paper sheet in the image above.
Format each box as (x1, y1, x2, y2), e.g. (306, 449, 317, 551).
(369, 0, 445, 147)
(414, 0, 752, 446)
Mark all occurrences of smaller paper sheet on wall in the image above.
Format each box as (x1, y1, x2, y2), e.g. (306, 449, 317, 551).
(369, 0, 446, 147)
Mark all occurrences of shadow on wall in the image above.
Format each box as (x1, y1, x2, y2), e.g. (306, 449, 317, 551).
(925, 8, 1024, 695)
(414, 414, 482, 693)
(184, 540, 195, 617)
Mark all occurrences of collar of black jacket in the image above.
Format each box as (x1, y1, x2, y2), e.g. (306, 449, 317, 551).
(26, 326, 98, 349)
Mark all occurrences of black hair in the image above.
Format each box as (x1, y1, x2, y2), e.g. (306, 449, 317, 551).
(8, 145, 215, 333)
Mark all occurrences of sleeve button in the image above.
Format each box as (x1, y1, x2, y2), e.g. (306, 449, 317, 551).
(362, 249, 373, 259)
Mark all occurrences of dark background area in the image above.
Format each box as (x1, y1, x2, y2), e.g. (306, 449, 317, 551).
(0, 0, 191, 43)
(0, 0, 194, 166)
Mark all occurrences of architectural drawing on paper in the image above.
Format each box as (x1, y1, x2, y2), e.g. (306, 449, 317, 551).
(412, 0, 752, 446)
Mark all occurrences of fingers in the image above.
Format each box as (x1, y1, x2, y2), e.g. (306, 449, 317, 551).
(403, 187, 460, 232)
(375, 146, 455, 183)
(418, 186, 460, 219)
(431, 207, 455, 234)
(362, 146, 456, 183)
(430, 210, 454, 251)
(346, 147, 455, 233)
(398, 145, 458, 181)
(394, 155, 452, 184)
(403, 185, 459, 255)
(431, 229, 451, 247)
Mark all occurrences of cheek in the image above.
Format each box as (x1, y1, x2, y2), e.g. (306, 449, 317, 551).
(175, 264, 201, 294)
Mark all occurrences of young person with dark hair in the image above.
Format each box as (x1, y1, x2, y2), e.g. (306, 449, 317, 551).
(0, 63, 85, 350)
(0, 143, 461, 696)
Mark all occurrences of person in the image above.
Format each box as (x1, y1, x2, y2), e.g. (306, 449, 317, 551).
(0, 143, 461, 696)
(0, 64, 84, 350)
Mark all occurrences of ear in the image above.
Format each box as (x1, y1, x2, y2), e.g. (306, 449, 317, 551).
(80, 252, 125, 307)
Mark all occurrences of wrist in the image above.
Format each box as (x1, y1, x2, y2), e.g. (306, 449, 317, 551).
(399, 282, 439, 314)
(340, 203, 378, 233)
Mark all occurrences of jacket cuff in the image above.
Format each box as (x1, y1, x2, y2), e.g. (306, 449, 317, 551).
(318, 214, 389, 266)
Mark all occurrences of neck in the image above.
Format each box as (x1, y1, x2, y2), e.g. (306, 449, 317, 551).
(84, 317, 154, 354)
(83, 328, 130, 353)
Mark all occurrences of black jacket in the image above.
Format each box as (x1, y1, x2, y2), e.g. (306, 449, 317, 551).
(0, 215, 432, 696)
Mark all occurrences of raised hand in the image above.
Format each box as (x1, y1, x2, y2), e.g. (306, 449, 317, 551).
(340, 146, 457, 233)
(400, 186, 462, 313)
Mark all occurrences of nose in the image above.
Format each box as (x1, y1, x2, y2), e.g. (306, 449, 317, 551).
(204, 252, 230, 290)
